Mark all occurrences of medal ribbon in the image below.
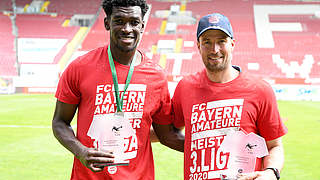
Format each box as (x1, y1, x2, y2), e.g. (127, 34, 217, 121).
(108, 45, 136, 112)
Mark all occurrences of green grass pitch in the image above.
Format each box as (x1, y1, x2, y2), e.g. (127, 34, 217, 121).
(0, 94, 319, 179)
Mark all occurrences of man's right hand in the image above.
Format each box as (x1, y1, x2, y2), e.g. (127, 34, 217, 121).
(77, 147, 115, 172)
(52, 100, 115, 172)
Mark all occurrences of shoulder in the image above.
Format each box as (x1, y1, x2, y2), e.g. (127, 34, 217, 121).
(64, 46, 105, 73)
(73, 46, 105, 65)
(241, 72, 272, 89)
(178, 71, 203, 87)
(174, 71, 203, 95)
(139, 53, 167, 78)
(240, 72, 275, 99)
(143, 59, 165, 73)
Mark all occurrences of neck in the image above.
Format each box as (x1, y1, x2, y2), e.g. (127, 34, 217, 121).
(206, 66, 239, 83)
(109, 44, 139, 66)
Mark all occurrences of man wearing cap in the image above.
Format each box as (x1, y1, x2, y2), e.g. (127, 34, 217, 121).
(169, 13, 287, 180)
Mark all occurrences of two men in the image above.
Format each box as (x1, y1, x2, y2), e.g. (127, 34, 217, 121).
(52, 0, 287, 179)
(170, 13, 287, 180)
(52, 0, 183, 179)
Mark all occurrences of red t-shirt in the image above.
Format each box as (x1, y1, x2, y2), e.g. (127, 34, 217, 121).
(55, 46, 171, 180)
(171, 69, 288, 180)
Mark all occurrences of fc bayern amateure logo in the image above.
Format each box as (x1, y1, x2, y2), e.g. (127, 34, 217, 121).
(108, 166, 117, 174)
(209, 15, 219, 24)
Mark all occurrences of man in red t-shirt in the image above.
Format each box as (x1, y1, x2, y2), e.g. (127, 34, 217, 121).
(170, 13, 287, 180)
(52, 1, 184, 180)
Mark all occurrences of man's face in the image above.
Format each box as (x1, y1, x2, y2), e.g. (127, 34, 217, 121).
(105, 6, 144, 52)
(197, 30, 235, 72)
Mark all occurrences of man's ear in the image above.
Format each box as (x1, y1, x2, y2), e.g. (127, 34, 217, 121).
(104, 17, 110, 30)
(230, 39, 235, 50)
(197, 41, 200, 51)
(140, 21, 145, 34)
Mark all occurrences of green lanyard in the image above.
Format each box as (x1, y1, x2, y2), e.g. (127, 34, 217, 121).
(108, 45, 136, 112)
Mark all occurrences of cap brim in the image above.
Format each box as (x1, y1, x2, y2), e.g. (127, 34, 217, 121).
(197, 26, 233, 40)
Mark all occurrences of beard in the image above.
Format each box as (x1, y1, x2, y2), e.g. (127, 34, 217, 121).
(203, 57, 228, 72)
(205, 63, 226, 72)
(203, 53, 232, 73)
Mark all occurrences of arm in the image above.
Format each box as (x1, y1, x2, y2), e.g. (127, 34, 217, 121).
(52, 100, 114, 172)
(238, 137, 284, 180)
(263, 137, 284, 171)
(152, 123, 184, 152)
(150, 126, 159, 142)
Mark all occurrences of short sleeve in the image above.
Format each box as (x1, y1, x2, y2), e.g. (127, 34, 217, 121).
(171, 80, 185, 128)
(257, 81, 288, 141)
(55, 61, 81, 104)
(152, 74, 173, 125)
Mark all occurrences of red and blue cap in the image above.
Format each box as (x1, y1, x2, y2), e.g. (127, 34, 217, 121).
(197, 13, 234, 40)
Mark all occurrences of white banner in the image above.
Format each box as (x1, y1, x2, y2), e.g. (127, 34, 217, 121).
(13, 64, 59, 87)
(272, 84, 320, 101)
(18, 38, 67, 63)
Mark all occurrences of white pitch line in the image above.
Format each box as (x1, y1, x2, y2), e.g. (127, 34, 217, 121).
(0, 125, 77, 129)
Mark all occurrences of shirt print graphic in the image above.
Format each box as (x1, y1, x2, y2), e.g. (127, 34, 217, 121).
(87, 84, 146, 164)
(189, 99, 244, 180)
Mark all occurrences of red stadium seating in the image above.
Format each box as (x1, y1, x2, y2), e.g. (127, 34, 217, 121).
(154, 0, 320, 81)
(0, 0, 101, 77)
(0, 13, 80, 76)
(48, 0, 101, 15)
(0, 14, 16, 76)
(0, 0, 31, 12)
(17, 14, 78, 38)
(79, 11, 108, 51)
(1, 0, 320, 83)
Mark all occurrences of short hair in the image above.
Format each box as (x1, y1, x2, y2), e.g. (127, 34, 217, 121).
(102, 0, 149, 18)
